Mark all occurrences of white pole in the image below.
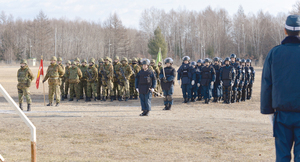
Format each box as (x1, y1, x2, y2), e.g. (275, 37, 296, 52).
(0, 84, 36, 161)
(0, 154, 4, 162)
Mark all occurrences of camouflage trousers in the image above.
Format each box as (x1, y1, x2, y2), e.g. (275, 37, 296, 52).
(120, 80, 130, 98)
(87, 82, 97, 98)
(60, 78, 65, 96)
(156, 79, 162, 94)
(129, 80, 138, 96)
(79, 80, 87, 97)
(69, 83, 80, 99)
(102, 80, 113, 97)
(49, 84, 60, 104)
(112, 81, 121, 96)
(64, 81, 69, 96)
(18, 87, 31, 104)
(97, 80, 102, 97)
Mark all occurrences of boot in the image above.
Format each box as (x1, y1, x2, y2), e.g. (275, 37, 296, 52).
(85, 97, 89, 102)
(88, 97, 91, 101)
(47, 103, 53, 106)
(186, 98, 190, 103)
(163, 104, 168, 110)
(134, 95, 138, 100)
(168, 103, 172, 110)
(69, 98, 74, 101)
(102, 96, 106, 101)
(129, 95, 133, 100)
(61, 95, 64, 101)
(125, 97, 129, 101)
(27, 104, 31, 111)
(64, 95, 68, 99)
(55, 103, 59, 107)
(207, 99, 210, 104)
(119, 96, 123, 101)
(97, 96, 101, 100)
(94, 97, 97, 101)
(19, 103, 23, 110)
(196, 96, 201, 101)
(106, 96, 108, 100)
(110, 96, 114, 102)
(114, 95, 118, 100)
(140, 110, 146, 116)
(76, 99, 79, 102)
(80, 96, 84, 99)
(191, 97, 195, 102)
(183, 98, 187, 103)
(213, 98, 217, 102)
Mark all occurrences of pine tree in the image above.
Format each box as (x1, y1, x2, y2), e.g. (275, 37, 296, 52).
(148, 26, 167, 59)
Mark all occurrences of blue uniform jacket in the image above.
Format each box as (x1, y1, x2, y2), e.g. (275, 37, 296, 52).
(261, 36, 300, 114)
(135, 69, 157, 89)
(159, 67, 175, 82)
(177, 62, 192, 84)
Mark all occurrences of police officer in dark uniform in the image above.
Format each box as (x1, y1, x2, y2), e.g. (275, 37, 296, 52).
(230, 54, 240, 103)
(159, 57, 176, 110)
(261, 15, 300, 161)
(190, 61, 198, 102)
(200, 58, 216, 104)
(135, 59, 156, 116)
(196, 59, 203, 101)
(220, 57, 235, 104)
(212, 57, 222, 102)
(246, 59, 255, 100)
(177, 56, 192, 103)
(241, 59, 250, 101)
(236, 59, 245, 102)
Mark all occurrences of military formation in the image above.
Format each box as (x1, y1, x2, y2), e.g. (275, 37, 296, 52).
(17, 54, 255, 114)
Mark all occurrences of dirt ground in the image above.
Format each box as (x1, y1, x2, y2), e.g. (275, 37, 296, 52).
(0, 65, 275, 162)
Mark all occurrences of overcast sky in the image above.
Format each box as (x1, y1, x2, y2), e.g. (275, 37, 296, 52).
(0, 0, 298, 29)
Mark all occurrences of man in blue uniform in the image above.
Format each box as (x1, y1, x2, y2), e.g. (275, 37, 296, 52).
(135, 59, 156, 116)
(230, 54, 240, 103)
(261, 15, 300, 162)
(177, 56, 192, 103)
(246, 59, 255, 100)
(241, 59, 250, 101)
(159, 57, 176, 110)
(196, 59, 203, 101)
(190, 61, 199, 102)
(236, 59, 245, 102)
(212, 57, 222, 102)
(200, 58, 216, 104)
(220, 57, 235, 104)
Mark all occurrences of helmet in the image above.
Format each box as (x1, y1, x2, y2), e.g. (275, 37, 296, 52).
(138, 58, 142, 61)
(20, 59, 27, 64)
(236, 58, 241, 62)
(224, 57, 230, 62)
(81, 59, 87, 63)
(164, 57, 173, 64)
(71, 61, 76, 65)
(74, 57, 80, 62)
(213, 57, 219, 62)
(89, 58, 95, 64)
(241, 59, 246, 63)
(57, 57, 63, 61)
(132, 58, 138, 62)
(51, 56, 57, 61)
(128, 59, 132, 64)
(197, 59, 202, 63)
(141, 58, 150, 65)
(121, 57, 128, 62)
(182, 56, 190, 61)
(204, 58, 211, 63)
(104, 56, 110, 61)
(98, 58, 104, 63)
(246, 59, 252, 63)
(150, 59, 156, 64)
(230, 54, 236, 58)
(114, 56, 119, 60)
(219, 59, 223, 63)
(191, 61, 197, 66)
(66, 60, 71, 65)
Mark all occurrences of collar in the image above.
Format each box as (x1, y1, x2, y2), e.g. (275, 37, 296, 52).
(281, 36, 300, 44)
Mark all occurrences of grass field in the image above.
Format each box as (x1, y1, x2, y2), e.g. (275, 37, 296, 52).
(0, 65, 275, 162)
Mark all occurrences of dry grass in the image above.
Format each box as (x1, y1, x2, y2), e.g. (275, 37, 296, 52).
(0, 65, 275, 162)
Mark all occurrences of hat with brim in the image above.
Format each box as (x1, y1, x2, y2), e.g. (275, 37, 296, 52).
(285, 15, 300, 31)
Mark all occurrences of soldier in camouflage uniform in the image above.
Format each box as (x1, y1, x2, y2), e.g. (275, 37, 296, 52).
(79, 59, 88, 100)
(157, 61, 163, 95)
(100, 56, 114, 101)
(118, 57, 133, 101)
(85, 58, 98, 101)
(150, 59, 160, 97)
(43, 56, 65, 106)
(17, 59, 34, 111)
(130, 58, 141, 99)
(112, 56, 122, 101)
(67, 61, 82, 101)
(74, 57, 81, 66)
(97, 58, 104, 100)
(57, 57, 65, 101)
(64, 60, 71, 99)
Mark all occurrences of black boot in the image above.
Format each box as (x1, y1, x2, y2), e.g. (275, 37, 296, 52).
(47, 103, 53, 106)
(119, 96, 123, 101)
(19, 103, 23, 110)
(85, 97, 89, 102)
(186, 98, 190, 103)
(69, 98, 74, 101)
(134, 95, 138, 100)
(168, 103, 172, 110)
(64, 95, 68, 99)
(88, 97, 91, 101)
(114, 95, 118, 100)
(80, 96, 84, 99)
(129, 95, 133, 100)
(125, 97, 129, 101)
(183, 98, 187, 103)
(191, 97, 195, 102)
(140, 110, 147, 116)
(55, 103, 59, 107)
(61, 95, 64, 101)
(97, 96, 101, 100)
(163, 104, 168, 110)
(102, 96, 106, 101)
(110, 96, 114, 102)
(94, 97, 97, 101)
(27, 104, 31, 111)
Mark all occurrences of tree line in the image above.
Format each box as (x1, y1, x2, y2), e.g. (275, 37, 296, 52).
(1, 2, 300, 65)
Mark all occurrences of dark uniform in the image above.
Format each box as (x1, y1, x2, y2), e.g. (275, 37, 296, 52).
(230, 54, 240, 103)
(261, 15, 300, 161)
(177, 56, 192, 103)
(135, 59, 156, 116)
(190, 61, 198, 102)
(196, 59, 203, 101)
(241, 59, 251, 101)
(200, 59, 216, 104)
(246, 59, 255, 100)
(220, 58, 235, 104)
(159, 57, 176, 110)
(212, 57, 222, 102)
(236, 61, 245, 102)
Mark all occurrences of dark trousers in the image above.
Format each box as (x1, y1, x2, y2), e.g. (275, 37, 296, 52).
(274, 111, 300, 162)
(139, 92, 152, 111)
(202, 84, 213, 99)
(163, 85, 174, 105)
(181, 84, 191, 99)
(190, 85, 198, 99)
(213, 83, 222, 98)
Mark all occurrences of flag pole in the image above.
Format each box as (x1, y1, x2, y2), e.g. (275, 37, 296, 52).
(41, 56, 46, 106)
(160, 48, 166, 78)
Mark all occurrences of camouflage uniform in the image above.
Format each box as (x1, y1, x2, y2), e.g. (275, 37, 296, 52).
(43, 56, 65, 106)
(118, 57, 133, 101)
(97, 58, 104, 100)
(64, 60, 71, 99)
(74, 57, 81, 67)
(85, 58, 98, 101)
(112, 56, 122, 100)
(67, 61, 82, 101)
(79, 59, 88, 99)
(100, 56, 114, 101)
(57, 57, 65, 100)
(17, 59, 34, 111)
(130, 58, 141, 99)
(150, 59, 160, 96)
(157, 62, 163, 95)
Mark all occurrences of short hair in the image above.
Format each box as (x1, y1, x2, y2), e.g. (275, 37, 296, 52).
(286, 29, 300, 36)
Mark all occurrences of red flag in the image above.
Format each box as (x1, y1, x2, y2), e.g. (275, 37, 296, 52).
(36, 59, 44, 89)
